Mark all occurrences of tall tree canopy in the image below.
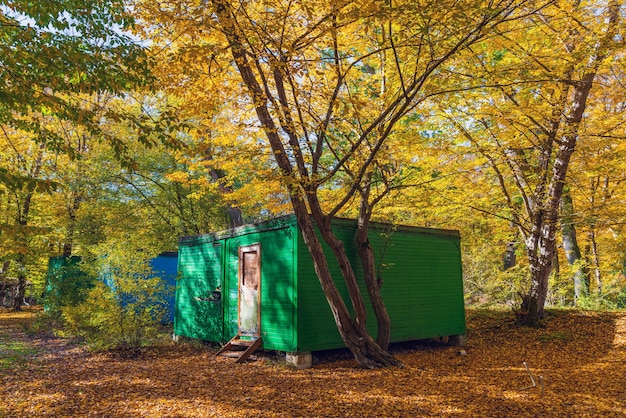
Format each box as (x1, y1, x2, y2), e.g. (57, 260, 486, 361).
(136, 0, 542, 366)
(0, 0, 153, 309)
(432, 0, 623, 322)
(0, 0, 155, 169)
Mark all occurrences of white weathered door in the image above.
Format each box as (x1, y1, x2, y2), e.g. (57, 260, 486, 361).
(238, 243, 261, 336)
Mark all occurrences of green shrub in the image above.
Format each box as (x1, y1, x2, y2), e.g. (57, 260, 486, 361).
(42, 257, 95, 316)
(61, 249, 171, 351)
(32, 308, 67, 334)
(575, 288, 626, 311)
(463, 253, 529, 307)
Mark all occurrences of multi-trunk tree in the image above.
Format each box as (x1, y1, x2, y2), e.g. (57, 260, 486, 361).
(437, 0, 623, 322)
(137, 0, 536, 366)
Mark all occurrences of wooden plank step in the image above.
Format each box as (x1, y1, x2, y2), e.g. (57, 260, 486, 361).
(229, 339, 256, 347)
(235, 337, 263, 363)
(216, 335, 263, 363)
(216, 335, 261, 353)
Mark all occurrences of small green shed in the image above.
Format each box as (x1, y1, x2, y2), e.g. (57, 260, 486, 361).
(44, 256, 93, 311)
(174, 215, 465, 356)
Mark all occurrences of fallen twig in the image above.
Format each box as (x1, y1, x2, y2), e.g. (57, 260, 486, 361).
(520, 362, 544, 394)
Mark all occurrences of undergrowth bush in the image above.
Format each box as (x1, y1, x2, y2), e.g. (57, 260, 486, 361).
(462, 239, 626, 311)
(463, 252, 528, 307)
(61, 245, 171, 351)
(575, 287, 626, 311)
(62, 279, 168, 351)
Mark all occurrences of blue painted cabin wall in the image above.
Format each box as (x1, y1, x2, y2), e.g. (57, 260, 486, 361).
(149, 252, 179, 323)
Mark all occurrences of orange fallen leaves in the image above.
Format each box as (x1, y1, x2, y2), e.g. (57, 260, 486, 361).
(1, 307, 625, 417)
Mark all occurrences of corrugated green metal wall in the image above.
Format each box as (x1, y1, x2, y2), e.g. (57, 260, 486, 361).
(294, 220, 357, 351)
(175, 215, 465, 354)
(376, 226, 465, 341)
(295, 219, 465, 352)
(175, 235, 225, 342)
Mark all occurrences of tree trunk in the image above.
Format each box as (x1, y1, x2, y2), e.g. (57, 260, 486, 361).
(584, 174, 612, 294)
(14, 277, 26, 310)
(521, 75, 594, 323)
(560, 190, 590, 301)
(12, 143, 46, 311)
(356, 186, 392, 350)
(63, 192, 83, 257)
(504, 232, 517, 271)
(209, 166, 243, 228)
(12, 255, 26, 311)
(0, 261, 9, 307)
(519, 0, 620, 324)
(586, 230, 602, 293)
(295, 204, 399, 367)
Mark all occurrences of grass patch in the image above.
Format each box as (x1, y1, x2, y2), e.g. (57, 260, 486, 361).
(537, 331, 573, 343)
(0, 334, 39, 370)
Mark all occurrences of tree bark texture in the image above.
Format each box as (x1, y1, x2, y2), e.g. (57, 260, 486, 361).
(357, 223, 392, 350)
(63, 192, 83, 257)
(503, 238, 517, 270)
(560, 191, 590, 301)
(0, 261, 9, 307)
(356, 183, 392, 350)
(523, 79, 592, 321)
(585, 230, 603, 293)
(209, 167, 244, 228)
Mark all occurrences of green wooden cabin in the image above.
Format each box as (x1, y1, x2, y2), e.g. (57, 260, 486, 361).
(174, 215, 465, 354)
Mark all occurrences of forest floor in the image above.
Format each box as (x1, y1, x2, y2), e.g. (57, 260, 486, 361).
(0, 307, 625, 417)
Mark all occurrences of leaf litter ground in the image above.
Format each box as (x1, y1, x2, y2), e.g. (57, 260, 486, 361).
(1, 308, 624, 417)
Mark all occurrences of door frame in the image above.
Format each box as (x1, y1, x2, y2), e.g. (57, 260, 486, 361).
(237, 243, 261, 337)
